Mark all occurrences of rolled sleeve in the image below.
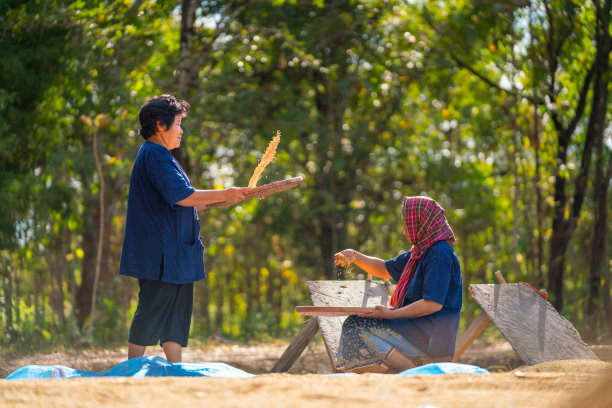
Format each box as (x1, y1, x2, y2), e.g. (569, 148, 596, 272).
(385, 251, 411, 283)
(148, 154, 195, 206)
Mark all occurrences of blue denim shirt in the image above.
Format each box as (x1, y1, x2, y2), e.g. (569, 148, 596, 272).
(119, 142, 205, 284)
(384, 240, 462, 357)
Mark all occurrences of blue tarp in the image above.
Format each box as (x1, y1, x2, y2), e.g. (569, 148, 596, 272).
(5, 358, 488, 380)
(6, 356, 255, 380)
(398, 363, 490, 376)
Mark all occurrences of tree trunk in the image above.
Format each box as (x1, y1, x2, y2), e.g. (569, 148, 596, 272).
(548, 218, 572, 310)
(33, 267, 40, 332)
(603, 155, 612, 335)
(245, 244, 253, 326)
(584, 0, 612, 332)
(215, 264, 224, 332)
(312, 67, 349, 279)
(87, 125, 105, 332)
(267, 257, 276, 332)
(202, 274, 211, 335)
(509, 105, 520, 280)
(76, 199, 97, 329)
(69, 249, 78, 324)
(76, 170, 117, 330)
(533, 110, 545, 288)
(2, 257, 14, 341)
(177, 0, 197, 96)
(14, 260, 20, 327)
(171, 0, 198, 175)
(254, 225, 262, 315)
(547, 62, 604, 310)
(228, 252, 236, 331)
(586, 147, 611, 332)
(99, 177, 120, 292)
(50, 233, 66, 328)
(539, 2, 597, 310)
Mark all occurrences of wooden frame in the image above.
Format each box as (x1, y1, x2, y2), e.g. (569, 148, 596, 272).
(272, 272, 510, 373)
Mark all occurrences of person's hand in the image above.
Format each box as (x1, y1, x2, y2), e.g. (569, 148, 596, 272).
(224, 187, 249, 204)
(334, 249, 357, 267)
(359, 305, 394, 319)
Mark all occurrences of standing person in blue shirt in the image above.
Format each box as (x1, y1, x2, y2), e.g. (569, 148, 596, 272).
(119, 94, 253, 363)
(333, 196, 462, 373)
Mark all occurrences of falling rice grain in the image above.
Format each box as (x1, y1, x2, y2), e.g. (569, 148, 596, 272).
(248, 130, 281, 188)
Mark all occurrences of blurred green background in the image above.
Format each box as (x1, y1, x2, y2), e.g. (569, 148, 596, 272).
(1, 0, 611, 351)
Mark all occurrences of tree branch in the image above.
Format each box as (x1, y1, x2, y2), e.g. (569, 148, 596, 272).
(567, 63, 596, 136)
(447, 51, 544, 105)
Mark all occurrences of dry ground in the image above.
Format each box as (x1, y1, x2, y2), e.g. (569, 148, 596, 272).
(1, 335, 524, 375)
(1, 338, 611, 408)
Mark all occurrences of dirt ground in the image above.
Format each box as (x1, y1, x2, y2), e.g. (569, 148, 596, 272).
(1, 335, 526, 375)
(1, 338, 611, 408)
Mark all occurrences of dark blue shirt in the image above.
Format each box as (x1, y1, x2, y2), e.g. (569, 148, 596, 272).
(384, 241, 462, 357)
(119, 141, 205, 284)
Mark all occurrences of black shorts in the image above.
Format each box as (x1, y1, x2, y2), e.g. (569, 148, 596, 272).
(128, 278, 194, 347)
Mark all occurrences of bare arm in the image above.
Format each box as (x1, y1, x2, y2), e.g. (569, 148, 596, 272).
(361, 299, 442, 319)
(176, 187, 251, 211)
(334, 249, 392, 280)
(334, 250, 443, 319)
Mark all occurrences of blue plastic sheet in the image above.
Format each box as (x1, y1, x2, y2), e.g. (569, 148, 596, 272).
(6, 358, 488, 380)
(398, 362, 490, 376)
(6, 356, 255, 380)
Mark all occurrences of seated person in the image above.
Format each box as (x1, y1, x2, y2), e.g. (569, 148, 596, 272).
(334, 196, 462, 373)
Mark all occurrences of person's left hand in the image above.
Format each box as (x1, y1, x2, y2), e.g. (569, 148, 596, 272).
(359, 305, 394, 319)
(224, 187, 249, 204)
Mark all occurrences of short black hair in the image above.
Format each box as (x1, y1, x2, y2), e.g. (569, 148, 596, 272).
(138, 94, 190, 140)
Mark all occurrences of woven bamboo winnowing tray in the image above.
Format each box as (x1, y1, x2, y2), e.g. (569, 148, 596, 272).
(204, 176, 303, 209)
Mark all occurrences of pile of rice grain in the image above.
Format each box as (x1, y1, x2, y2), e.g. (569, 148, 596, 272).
(514, 359, 611, 374)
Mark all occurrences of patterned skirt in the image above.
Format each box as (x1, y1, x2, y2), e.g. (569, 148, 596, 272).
(336, 315, 426, 371)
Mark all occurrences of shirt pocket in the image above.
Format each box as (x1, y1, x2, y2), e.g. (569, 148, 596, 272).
(163, 236, 205, 282)
(175, 206, 199, 245)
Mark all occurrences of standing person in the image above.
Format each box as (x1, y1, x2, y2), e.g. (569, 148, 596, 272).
(119, 94, 252, 363)
(333, 196, 462, 373)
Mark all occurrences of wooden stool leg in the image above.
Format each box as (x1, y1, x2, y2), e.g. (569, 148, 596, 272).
(271, 318, 319, 373)
(452, 313, 490, 362)
(451, 271, 508, 362)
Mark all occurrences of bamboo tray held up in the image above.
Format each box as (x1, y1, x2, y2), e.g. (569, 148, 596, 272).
(204, 176, 303, 209)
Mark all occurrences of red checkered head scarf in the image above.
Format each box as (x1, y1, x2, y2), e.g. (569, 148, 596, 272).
(390, 196, 456, 308)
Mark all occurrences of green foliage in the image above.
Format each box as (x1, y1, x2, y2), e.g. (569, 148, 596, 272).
(1, 0, 611, 352)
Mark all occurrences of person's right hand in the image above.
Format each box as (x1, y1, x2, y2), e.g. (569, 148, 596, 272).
(334, 249, 357, 267)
